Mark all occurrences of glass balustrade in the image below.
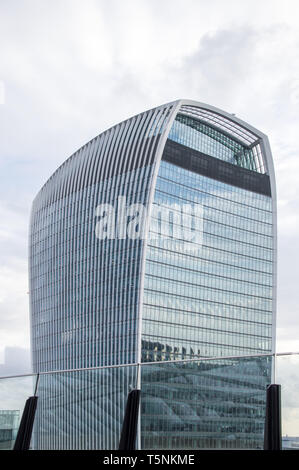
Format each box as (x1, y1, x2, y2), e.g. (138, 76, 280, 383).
(0, 353, 298, 450)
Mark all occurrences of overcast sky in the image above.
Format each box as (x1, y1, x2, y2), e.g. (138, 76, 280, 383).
(0, 0, 299, 369)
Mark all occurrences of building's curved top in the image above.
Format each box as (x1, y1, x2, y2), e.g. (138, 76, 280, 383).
(177, 99, 275, 179)
(33, 99, 275, 205)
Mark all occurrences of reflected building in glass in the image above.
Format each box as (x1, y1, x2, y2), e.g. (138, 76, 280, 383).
(29, 100, 276, 449)
(0, 410, 20, 450)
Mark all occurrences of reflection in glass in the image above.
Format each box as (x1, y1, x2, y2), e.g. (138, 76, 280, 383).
(32, 365, 137, 450)
(0, 375, 36, 449)
(141, 356, 272, 449)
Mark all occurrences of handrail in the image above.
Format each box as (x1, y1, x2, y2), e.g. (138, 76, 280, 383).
(0, 351, 298, 380)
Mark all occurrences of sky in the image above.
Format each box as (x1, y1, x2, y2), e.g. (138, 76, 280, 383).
(0, 0, 299, 371)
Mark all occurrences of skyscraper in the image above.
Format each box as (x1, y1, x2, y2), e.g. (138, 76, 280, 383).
(29, 100, 276, 449)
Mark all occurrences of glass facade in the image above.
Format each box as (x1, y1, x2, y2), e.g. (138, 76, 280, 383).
(168, 114, 265, 172)
(30, 167, 147, 370)
(29, 104, 174, 371)
(29, 100, 276, 449)
(142, 116, 273, 362)
(140, 110, 275, 448)
(33, 365, 137, 450)
(141, 355, 272, 450)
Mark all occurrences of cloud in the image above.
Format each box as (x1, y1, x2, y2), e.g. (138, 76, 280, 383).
(0, 260, 29, 357)
(275, 353, 299, 435)
(0, 347, 31, 375)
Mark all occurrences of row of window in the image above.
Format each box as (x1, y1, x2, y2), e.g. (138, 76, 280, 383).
(159, 161, 271, 209)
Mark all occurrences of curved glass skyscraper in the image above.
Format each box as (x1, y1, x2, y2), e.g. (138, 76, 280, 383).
(29, 100, 276, 449)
